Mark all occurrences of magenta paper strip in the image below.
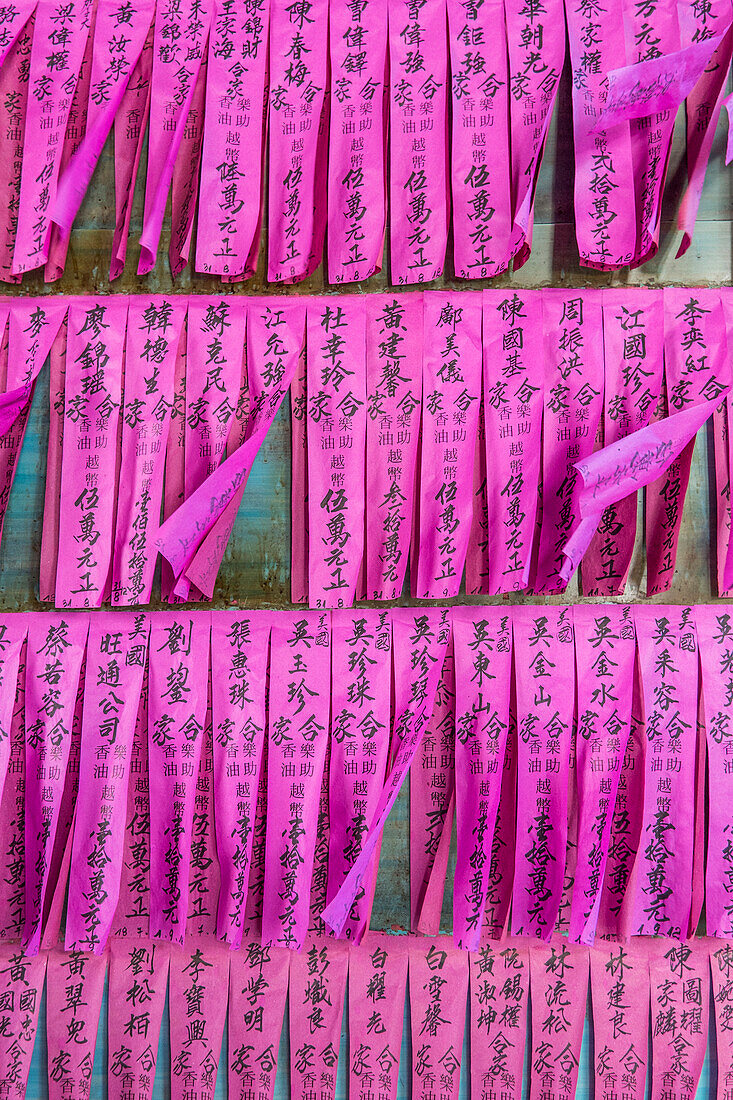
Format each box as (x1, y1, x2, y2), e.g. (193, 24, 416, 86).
(581, 289, 664, 596)
(536, 290, 604, 591)
(479, 687, 517, 942)
(0, 946, 47, 1096)
(483, 290, 544, 593)
(415, 292, 481, 598)
(349, 933, 407, 1100)
(328, 610, 392, 943)
(529, 940, 588, 1100)
(409, 937, 467, 1100)
(138, 0, 213, 273)
(291, 344, 308, 604)
(55, 298, 127, 608)
(650, 939, 709, 1100)
(168, 55, 207, 278)
(108, 937, 169, 1100)
(0, 16, 33, 284)
(267, 0, 328, 284)
(39, 319, 68, 604)
(110, 28, 152, 280)
(322, 607, 450, 936)
(262, 611, 330, 949)
(712, 396, 733, 596)
(244, 719, 268, 936)
(590, 940, 649, 1100)
(452, 608, 511, 951)
(448, 0, 511, 278)
(23, 613, 88, 954)
(465, 394, 488, 595)
(290, 937, 349, 1100)
(0, 638, 26, 942)
(47, 947, 107, 1100)
(112, 296, 186, 605)
(148, 611, 211, 944)
(569, 604, 635, 946)
(388, 0, 448, 285)
(327, 0, 388, 284)
(169, 938, 229, 1100)
(0, 617, 26, 810)
(470, 940, 529, 1100)
(211, 610, 270, 947)
(13, 0, 92, 275)
(2, 298, 67, 439)
(711, 940, 733, 1094)
(196, 0, 269, 278)
(228, 938, 290, 1100)
(365, 294, 422, 601)
(66, 613, 149, 952)
(630, 606, 698, 938)
(309, 738, 330, 936)
(307, 298, 367, 607)
(696, 606, 733, 936)
(565, 0, 636, 270)
(505, 0, 564, 267)
(511, 606, 574, 940)
(110, 687, 151, 938)
(411, 638, 454, 935)
(185, 713, 221, 939)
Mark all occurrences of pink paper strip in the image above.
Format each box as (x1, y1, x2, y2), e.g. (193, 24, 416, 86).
(480, 683, 517, 941)
(328, 610, 392, 943)
(148, 611, 211, 944)
(349, 933, 408, 1100)
(289, 936, 349, 1100)
(465, 393, 488, 595)
(160, 319, 187, 604)
(66, 613, 149, 952)
(267, 0, 328, 284)
(712, 394, 733, 596)
(23, 613, 89, 954)
(569, 605, 635, 945)
(110, 682, 151, 937)
(0, 637, 27, 942)
(409, 937, 467, 1100)
(388, 0, 448, 284)
(228, 938, 290, 1100)
(511, 606, 574, 940)
(13, 0, 93, 274)
(107, 937, 170, 1100)
(0, 298, 67, 439)
(629, 606, 698, 938)
(322, 607, 450, 936)
(365, 293, 422, 601)
(711, 940, 733, 1094)
(307, 297, 367, 607)
(581, 288, 664, 596)
(0, 946, 47, 1096)
(39, 317, 69, 604)
(448, 0, 511, 278)
(291, 342, 308, 604)
(590, 940, 649, 1100)
(110, 26, 152, 280)
(47, 947, 107, 1099)
(55, 298, 128, 608)
(112, 295, 187, 605)
(0, 617, 27, 810)
(196, 0, 269, 278)
(327, 0, 387, 284)
(244, 717, 268, 937)
(308, 736, 330, 937)
(483, 290, 544, 594)
(169, 938, 229, 1100)
(262, 611, 331, 949)
(137, 0, 213, 273)
(470, 939, 529, 1100)
(452, 608, 512, 951)
(185, 713, 221, 939)
(211, 610, 270, 947)
(0, 16, 34, 284)
(168, 52, 207, 277)
(415, 291, 481, 598)
(529, 939, 588, 1100)
(650, 939, 709, 1100)
(535, 290, 604, 592)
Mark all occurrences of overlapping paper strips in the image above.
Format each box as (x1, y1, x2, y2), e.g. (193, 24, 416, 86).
(2, 289, 732, 605)
(0, 0, 728, 283)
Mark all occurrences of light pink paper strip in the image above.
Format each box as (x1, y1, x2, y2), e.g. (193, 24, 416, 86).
(529, 939, 588, 1100)
(109, 26, 152, 280)
(107, 937, 170, 1100)
(228, 938, 290, 1100)
(211, 610, 269, 947)
(469, 939, 529, 1100)
(148, 611, 211, 944)
(388, 0, 448, 284)
(66, 613, 148, 952)
(47, 947, 107, 1099)
(590, 939, 649, 1100)
(511, 606, 574, 940)
(327, 0, 387, 284)
(349, 933, 407, 1100)
(23, 613, 89, 954)
(195, 0, 269, 278)
(169, 938, 229, 1100)
(289, 936, 349, 1100)
(365, 293, 422, 601)
(307, 297, 367, 607)
(452, 608, 511, 951)
(650, 939, 709, 1100)
(0, 946, 47, 1096)
(409, 937, 467, 1100)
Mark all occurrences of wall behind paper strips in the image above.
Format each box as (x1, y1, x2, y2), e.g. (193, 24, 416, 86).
(5, 63, 732, 1100)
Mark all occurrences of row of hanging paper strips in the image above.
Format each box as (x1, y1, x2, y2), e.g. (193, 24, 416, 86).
(1, 603, 731, 966)
(2, 290, 729, 609)
(1, 933, 732, 1100)
(0, 0, 732, 284)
